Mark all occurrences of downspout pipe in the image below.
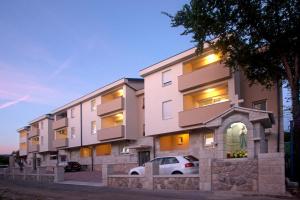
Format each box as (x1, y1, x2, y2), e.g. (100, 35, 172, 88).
(277, 80, 281, 152)
(80, 103, 83, 147)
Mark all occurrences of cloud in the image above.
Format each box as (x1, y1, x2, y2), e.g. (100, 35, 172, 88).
(0, 95, 30, 109)
(48, 57, 72, 79)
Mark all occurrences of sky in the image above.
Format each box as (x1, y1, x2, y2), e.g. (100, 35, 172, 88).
(0, 0, 292, 154)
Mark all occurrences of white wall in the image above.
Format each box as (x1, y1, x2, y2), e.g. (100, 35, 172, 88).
(67, 105, 81, 147)
(144, 63, 185, 136)
(82, 95, 102, 146)
(39, 118, 53, 152)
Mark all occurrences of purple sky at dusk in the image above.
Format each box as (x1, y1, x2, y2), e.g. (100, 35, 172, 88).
(0, 0, 292, 154)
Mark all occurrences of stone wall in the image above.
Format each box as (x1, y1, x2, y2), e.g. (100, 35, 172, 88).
(258, 153, 285, 194)
(153, 175, 199, 190)
(212, 159, 258, 192)
(108, 175, 145, 189)
(110, 163, 138, 175)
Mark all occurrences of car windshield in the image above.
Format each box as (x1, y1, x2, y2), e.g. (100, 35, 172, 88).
(184, 155, 199, 162)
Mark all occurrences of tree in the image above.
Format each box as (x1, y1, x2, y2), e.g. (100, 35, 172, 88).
(165, 0, 300, 180)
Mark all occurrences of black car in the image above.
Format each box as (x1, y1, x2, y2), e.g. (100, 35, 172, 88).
(64, 162, 81, 172)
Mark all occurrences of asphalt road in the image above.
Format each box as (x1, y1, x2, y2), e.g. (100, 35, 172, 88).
(0, 179, 296, 200)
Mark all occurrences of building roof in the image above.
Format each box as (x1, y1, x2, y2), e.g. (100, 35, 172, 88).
(51, 77, 143, 114)
(16, 126, 30, 132)
(28, 114, 53, 125)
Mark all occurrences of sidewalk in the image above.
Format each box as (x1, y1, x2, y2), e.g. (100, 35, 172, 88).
(0, 179, 296, 200)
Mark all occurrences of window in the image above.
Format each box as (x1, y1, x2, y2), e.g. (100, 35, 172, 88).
(56, 128, 67, 139)
(91, 99, 96, 111)
(253, 100, 267, 111)
(162, 100, 172, 120)
(162, 70, 172, 86)
(80, 147, 92, 157)
(96, 144, 111, 156)
(91, 121, 97, 135)
(60, 155, 67, 162)
(159, 133, 189, 151)
(204, 132, 214, 146)
(183, 84, 229, 110)
(162, 157, 179, 165)
(225, 122, 247, 158)
(71, 127, 76, 139)
(71, 108, 75, 118)
(50, 153, 57, 160)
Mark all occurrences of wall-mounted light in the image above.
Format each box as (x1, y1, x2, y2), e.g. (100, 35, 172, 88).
(203, 53, 220, 65)
(177, 136, 183, 145)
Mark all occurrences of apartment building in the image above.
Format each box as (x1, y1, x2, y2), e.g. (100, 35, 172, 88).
(51, 78, 152, 171)
(17, 126, 30, 159)
(17, 47, 283, 176)
(140, 47, 283, 160)
(25, 114, 55, 169)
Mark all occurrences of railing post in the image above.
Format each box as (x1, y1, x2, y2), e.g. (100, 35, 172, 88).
(144, 162, 157, 190)
(54, 166, 64, 182)
(102, 164, 112, 186)
(199, 158, 212, 191)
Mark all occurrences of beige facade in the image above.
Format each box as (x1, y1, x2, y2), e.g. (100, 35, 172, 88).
(17, 126, 30, 157)
(49, 78, 152, 169)
(140, 47, 283, 157)
(16, 47, 284, 193)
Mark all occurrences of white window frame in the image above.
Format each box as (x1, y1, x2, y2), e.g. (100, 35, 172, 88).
(91, 121, 97, 135)
(162, 70, 172, 86)
(204, 132, 215, 147)
(91, 99, 96, 111)
(71, 108, 75, 118)
(162, 100, 172, 120)
(71, 127, 76, 139)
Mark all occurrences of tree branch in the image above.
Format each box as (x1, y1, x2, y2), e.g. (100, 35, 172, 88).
(281, 55, 294, 88)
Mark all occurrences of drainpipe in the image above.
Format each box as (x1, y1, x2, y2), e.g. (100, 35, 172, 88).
(91, 146, 94, 171)
(153, 137, 156, 159)
(80, 103, 83, 147)
(277, 80, 281, 152)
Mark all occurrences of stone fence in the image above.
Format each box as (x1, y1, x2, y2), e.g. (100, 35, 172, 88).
(0, 166, 65, 183)
(105, 153, 286, 195)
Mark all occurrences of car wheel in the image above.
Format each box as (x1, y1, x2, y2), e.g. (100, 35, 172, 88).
(172, 171, 183, 175)
(131, 172, 139, 175)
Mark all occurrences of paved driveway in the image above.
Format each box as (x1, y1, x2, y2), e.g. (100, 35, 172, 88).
(0, 179, 296, 200)
(64, 171, 102, 182)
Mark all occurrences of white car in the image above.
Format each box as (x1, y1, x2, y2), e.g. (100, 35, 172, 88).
(129, 155, 199, 175)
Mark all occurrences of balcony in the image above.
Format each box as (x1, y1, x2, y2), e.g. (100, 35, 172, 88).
(97, 125, 125, 141)
(28, 127, 39, 138)
(53, 138, 68, 148)
(28, 144, 39, 153)
(179, 101, 231, 127)
(97, 97, 124, 116)
(178, 63, 231, 92)
(53, 118, 68, 130)
(19, 149, 27, 156)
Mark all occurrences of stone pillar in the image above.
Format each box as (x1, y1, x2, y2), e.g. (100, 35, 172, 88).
(102, 164, 109, 186)
(199, 158, 212, 191)
(258, 153, 285, 194)
(143, 162, 155, 190)
(54, 166, 64, 182)
(23, 167, 27, 181)
(37, 167, 41, 182)
(9, 156, 15, 169)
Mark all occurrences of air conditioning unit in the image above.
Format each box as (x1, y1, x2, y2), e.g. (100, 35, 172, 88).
(121, 147, 130, 154)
